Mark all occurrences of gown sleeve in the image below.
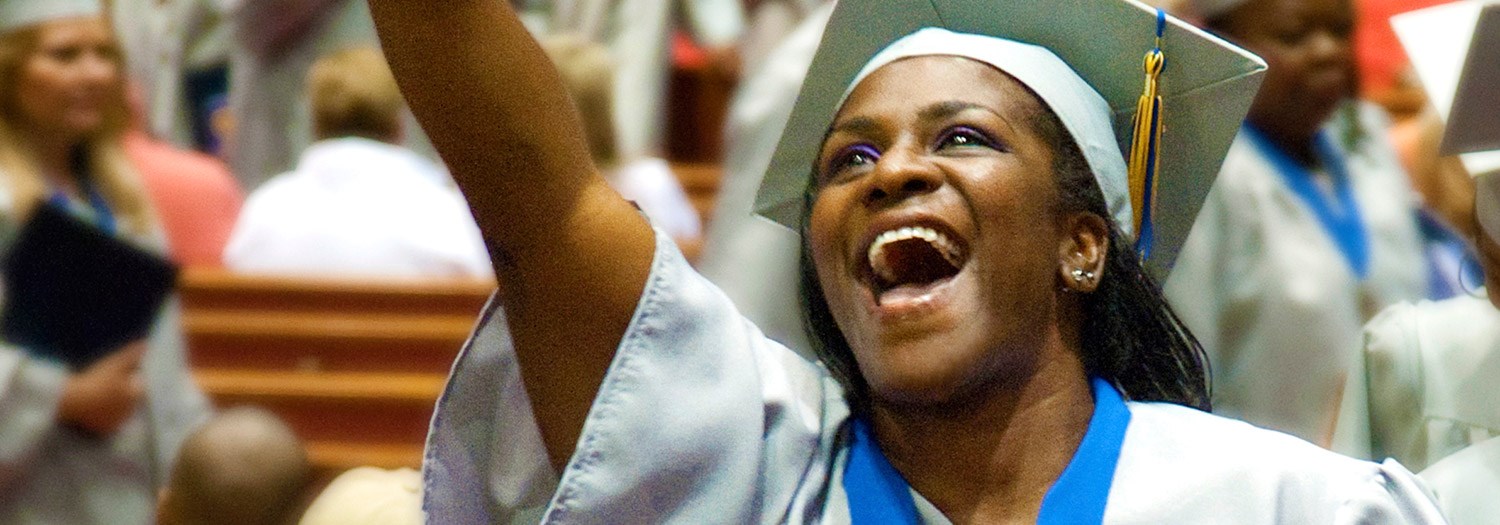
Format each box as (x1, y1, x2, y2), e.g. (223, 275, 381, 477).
(0, 346, 68, 489)
(423, 229, 848, 524)
(1333, 459, 1449, 524)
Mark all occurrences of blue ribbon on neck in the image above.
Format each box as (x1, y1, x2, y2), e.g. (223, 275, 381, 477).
(48, 184, 116, 236)
(843, 377, 1132, 524)
(1243, 125, 1370, 279)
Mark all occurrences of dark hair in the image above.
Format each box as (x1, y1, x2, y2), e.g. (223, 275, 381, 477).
(798, 97, 1211, 414)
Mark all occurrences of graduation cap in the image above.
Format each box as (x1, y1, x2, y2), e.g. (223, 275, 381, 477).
(753, 0, 1266, 280)
(1394, 0, 1500, 242)
(0, 0, 99, 33)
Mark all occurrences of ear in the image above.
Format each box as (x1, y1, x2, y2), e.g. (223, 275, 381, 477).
(1056, 212, 1110, 293)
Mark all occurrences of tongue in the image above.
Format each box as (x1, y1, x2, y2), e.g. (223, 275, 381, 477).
(875, 237, 960, 290)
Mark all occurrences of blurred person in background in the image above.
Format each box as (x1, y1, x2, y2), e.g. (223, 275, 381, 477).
(109, 0, 231, 152)
(124, 84, 244, 268)
(298, 467, 421, 525)
(223, 47, 490, 279)
(0, 2, 211, 523)
(1164, 0, 1428, 446)
(698, 2, 833, 356)
(522, 0, 745, 161)
(1329, 7, 1500, 521)
(224, 0, 433, 189)
(157, 406, 309, 525)
(541, 34, 703, 256)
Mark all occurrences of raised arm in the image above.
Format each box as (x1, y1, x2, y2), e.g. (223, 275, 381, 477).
(367, 0, 656, 470)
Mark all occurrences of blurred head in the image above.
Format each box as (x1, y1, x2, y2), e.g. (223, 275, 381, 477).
(0, 15, 125, 148)
(540, 34, 619, 169)
(158, 406, 310, 525)
(800, 48, 1207, 415)
(298, 467, 422, 525)
(308, 47, 404, 143)
(1204, 0, 1355, 144)
(0, 13, 151, 234)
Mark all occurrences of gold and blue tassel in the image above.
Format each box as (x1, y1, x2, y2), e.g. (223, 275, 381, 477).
(1128, 9, 1166, 260)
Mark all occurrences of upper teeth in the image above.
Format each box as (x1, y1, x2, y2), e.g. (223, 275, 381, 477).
(868, 226, 964, 281)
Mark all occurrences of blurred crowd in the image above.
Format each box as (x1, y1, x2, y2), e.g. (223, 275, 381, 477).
(0, 0, 1495, 523)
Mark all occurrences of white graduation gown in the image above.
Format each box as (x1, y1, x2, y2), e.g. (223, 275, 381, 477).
(1332, 294, 1500, 471)
(537, 0, 744, 159)
(223, 0, 435, 188)
(0, 182, 211, 525)
(1165, 103, 1429, 445)
(422, 229, 1447, 524)
(223, 137, 491, 278)
(1418, 436, 1500, 525)
(696, 4, 832, 357)
(111, 0, 230, 148)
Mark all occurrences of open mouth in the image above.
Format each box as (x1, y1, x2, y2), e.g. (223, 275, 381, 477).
(866, 225, 966, 299)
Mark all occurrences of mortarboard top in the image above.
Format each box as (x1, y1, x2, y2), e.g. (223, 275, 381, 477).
(754, 0, 1266, 280)
(0, 0, 100, 33)
(1393, 1, 1500, 175)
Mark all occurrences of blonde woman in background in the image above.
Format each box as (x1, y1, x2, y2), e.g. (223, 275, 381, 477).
(0, 2, 210, 523)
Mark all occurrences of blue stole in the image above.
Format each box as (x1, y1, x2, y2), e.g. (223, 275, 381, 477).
(1243, 126, 1371, 279)
(48, 184, 116, 236)
(844, 377, 1132, 524)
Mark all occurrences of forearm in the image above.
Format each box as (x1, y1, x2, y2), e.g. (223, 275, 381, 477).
(368, 0, 655, 470)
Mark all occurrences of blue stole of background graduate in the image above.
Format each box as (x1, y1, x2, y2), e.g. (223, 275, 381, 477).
(843, 377, 1132, 524)
(1244, 125, 1371, 279)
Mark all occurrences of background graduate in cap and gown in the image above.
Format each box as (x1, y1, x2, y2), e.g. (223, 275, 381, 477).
(367, 0, 1446, 522)
(0, 1, 210, 523)
(1163, 0, 1430, 447)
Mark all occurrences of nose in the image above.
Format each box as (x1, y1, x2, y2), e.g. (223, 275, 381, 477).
(79, 51, 117, 85)
(1307, 29, 1351, 67)
(862, 143, 943, 208)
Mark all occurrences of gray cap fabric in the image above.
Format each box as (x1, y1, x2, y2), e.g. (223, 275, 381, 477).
(753, 0, 1266, 279)
(0, 0, 100, 34)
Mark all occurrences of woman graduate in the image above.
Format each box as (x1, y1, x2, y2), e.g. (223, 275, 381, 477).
(0, 1, 210, 523)
(369, 0, 1446, 522)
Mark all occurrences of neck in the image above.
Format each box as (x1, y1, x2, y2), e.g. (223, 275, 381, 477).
(870, 349, 1094, 524)
(1249, 119, 1320, 168)
(33, 133, 84, 193)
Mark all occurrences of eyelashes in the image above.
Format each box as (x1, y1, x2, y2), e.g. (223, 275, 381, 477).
(822, 143, 882, 181)
(936, 125, 1002, 151)
(819, 125, 1005, 183)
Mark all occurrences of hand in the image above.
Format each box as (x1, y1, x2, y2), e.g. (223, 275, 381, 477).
(57, 342, 147, 437)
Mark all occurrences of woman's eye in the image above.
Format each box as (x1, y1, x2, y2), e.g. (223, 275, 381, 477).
(823, 144, 881, 179)
(937, 126, 997, 150)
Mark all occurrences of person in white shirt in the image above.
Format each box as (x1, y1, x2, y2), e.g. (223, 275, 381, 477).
(223, 47, 490, 279)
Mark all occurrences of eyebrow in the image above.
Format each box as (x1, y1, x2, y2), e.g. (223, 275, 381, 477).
(829, 100, 1004, 137)
(918, 100, 991, 122)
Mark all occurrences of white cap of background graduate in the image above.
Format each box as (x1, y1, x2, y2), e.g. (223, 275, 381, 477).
(1393, 0, 1500, 243)
(0, 0, 100, 33)
(754, 0, 1267, 280)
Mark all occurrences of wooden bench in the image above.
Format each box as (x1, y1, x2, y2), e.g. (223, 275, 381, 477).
(178, 269, 495, 480)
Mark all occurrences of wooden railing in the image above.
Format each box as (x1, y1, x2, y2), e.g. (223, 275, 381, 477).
(178, 269, 495, 479)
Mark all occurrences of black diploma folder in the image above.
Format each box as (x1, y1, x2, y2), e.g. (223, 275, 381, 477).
(2, 203, 179, 369)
